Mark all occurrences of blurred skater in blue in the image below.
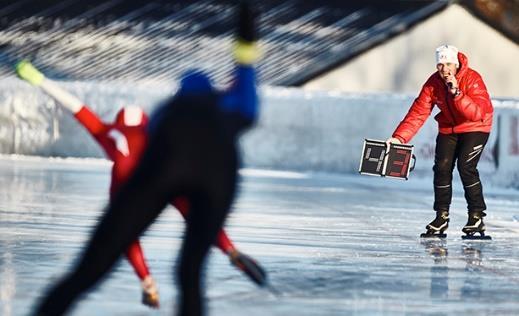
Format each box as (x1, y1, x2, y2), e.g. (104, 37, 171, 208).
(35, 2, 261, 315)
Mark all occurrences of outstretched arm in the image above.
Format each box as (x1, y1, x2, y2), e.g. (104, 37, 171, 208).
(15, 61, 115, 156)
(220, 2, 260, 125)
(16, 60, 84, 114)
(392, 79, 435, 143)
(15, 61, 104, 134)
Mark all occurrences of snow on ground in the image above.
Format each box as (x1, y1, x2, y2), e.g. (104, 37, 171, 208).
(2, 155, 519, 315)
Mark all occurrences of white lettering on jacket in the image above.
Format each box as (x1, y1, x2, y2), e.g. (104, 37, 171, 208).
(108, 129, 130, 157)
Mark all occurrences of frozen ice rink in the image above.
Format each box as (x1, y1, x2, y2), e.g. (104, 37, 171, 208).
(2, 156, 519, 316)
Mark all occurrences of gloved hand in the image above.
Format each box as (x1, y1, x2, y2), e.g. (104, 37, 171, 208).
(386, 137, 402, 145)
(229, 250, 267, 287)
(141, 276, 160, 309)
(234, 1, 260, 64)
(15, 60, 45, 86)
(237, 1, 256, 42)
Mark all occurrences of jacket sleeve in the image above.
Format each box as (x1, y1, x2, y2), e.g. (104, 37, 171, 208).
(21, 70, 115, 158)
(392, 81, 435, 143)
(74, 106, 104, 136)
(219, 2, 259, 125)
(452, 72, 491, 122)
(39, 79, 84, 113)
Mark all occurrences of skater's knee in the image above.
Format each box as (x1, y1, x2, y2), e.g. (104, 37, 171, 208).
(433, 158, 453, 174)
(457, 162, 480, 183)
(456, 160, 476, 174)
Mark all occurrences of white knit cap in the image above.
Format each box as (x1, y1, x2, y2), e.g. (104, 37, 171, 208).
(435, 45, 459, 66)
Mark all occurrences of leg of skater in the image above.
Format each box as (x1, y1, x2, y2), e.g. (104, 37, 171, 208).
(173, 196, 267, 287)
(422, 133, 457, 237)
(35, 130, 182, 315)
(177, 190, 235, 316)
(457, 132, 490, 238)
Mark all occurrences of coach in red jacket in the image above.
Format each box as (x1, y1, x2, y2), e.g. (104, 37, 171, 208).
(387, 45, 493, 238)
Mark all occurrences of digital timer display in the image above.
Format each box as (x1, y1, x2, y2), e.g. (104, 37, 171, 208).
(359, 139, 415, 180)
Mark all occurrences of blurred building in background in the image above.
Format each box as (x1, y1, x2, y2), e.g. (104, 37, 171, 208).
(304, 0, 519, 97)
(0, 0, 517, 96)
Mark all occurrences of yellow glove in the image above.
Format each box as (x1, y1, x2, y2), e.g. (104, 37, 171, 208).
(233, 2, 260, 64)
(15, 60, 45, 86)
(233, 40, 261, 65)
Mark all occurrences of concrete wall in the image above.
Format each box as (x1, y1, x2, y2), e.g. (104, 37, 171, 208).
(303, 4, 519, 98)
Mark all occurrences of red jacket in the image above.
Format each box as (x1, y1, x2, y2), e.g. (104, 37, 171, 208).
(392, 52, 493, 143)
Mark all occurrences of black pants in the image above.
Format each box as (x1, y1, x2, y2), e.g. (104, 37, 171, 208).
(433, 132, 489, 213)
(36, 96, 243, 316)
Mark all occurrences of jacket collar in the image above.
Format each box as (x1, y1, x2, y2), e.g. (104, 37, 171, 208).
(455, 51, 469, 80)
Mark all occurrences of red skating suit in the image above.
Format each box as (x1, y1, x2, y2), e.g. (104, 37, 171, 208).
(74, 106, 235, 280)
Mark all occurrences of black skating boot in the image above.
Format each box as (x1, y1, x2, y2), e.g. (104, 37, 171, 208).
(462, 211, 491, 240)
(420, 210, 449, 238)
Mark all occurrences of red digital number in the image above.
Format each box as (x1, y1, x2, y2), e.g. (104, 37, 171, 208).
(389, 150, 411, 177)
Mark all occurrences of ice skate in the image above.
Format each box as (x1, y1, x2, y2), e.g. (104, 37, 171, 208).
(420, 210, 449, 238)
(462, 211, 491, 240)
(141, 276, 160, 308)
(230, 250, 267, 286)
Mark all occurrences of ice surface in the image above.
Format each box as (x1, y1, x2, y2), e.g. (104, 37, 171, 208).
(2, 155, 519, 315)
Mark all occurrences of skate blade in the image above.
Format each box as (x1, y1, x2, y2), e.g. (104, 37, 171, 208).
(420, 233, 447, 239)
(462, 234, 491, 240)
(142, 292, 160, 309)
